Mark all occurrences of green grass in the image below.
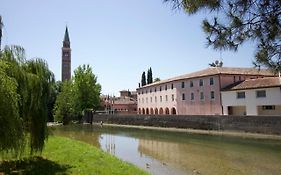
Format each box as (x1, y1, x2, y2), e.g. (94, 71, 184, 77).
(0, 136, 149, 175)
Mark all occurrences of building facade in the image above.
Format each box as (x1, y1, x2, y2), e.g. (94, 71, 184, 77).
(221, 77, 281, 115)
(137, 67, 274, 115)
(101, 90, 138, 114)
(61, 26, 71, 81)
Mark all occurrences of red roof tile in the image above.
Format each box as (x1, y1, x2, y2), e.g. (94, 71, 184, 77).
(224, 77, 281, 91)
(138, 67, 275, 89)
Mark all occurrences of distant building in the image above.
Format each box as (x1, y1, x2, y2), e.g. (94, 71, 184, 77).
(137, 67, 275, 115)
(222, 77, 281, 115)
(62, 26, 71, 81)
(101, 90, 137, 114)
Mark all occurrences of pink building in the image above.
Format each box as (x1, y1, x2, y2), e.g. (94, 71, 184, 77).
(101, 90, 137, 114)
(136, 67, 274, 115)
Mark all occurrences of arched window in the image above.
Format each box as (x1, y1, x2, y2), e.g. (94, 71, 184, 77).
(154, 108, 158, 115)
(171, 107, 176, 115)
(165, 108, 169, 115)
(150, 108, 154, 115)
(142, 108, 145, 115)
(159, 108, 164, 115)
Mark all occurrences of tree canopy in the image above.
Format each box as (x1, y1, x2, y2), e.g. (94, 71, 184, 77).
(141, 71, 146, 86)
(165, 0, 281, 72)
(147, 67, 153, 84)
(154, 77, 161, 82)
(72, 64, 101, 114)
(0, 45, 55, 155)
(54, 64, 101, 123)
(209, 60, 223, 67)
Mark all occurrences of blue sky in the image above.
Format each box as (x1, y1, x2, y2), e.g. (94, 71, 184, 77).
(1, 0, 256, 95)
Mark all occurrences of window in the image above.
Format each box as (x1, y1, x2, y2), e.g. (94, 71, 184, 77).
(160, 96, 162, 102)
(146, 97, 148, 103)
(190, 81, 193, 87)
(171, 83, 174, 89)
(142, 98, 144, 103)
(233, 76, 236, 83)
(165, 95, 168, 101)
(256, 90, 266, 98)
(160, 86, 162, 91)
(172, 94, 174, 101)
(142, 91, 144, 94)
(150, 97, 152, 103)
(155, 87, 157, 92)
(181, 82, 185, 88)
(210, 91, 215, 99)
(262, 105, 275, 110)
(210, 77, 214, 85)
(239, 76, 241, 81)
(237, 92, 245, 99)
(182, 93, 185, 100)
(150, 89, 152, 93)
(200, 92, 204, 100)
(199, 79, 203, 86)
(165, 85, 167, 90)
(191, 93, 194, 100)
(155, 96, 157, 103)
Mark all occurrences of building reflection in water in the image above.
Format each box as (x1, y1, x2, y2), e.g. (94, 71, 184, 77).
(138, 138, 281, 175)
(51, 127, 101, 148)
(52, 125, 281, 175)
(104, 134, 116, 155)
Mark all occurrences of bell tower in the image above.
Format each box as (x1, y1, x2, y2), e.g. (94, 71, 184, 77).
(61, 26, 71, 81)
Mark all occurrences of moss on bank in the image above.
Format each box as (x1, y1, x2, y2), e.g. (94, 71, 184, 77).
(0, 136, 149, 175)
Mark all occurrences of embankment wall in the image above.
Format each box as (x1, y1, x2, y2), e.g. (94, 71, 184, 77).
(90, 114, 281, 135)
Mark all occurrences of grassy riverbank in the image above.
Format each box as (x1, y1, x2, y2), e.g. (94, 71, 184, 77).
(0, 136, 149, 175)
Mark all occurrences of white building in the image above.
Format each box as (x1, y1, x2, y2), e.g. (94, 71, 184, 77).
(221, 77, 281, 115)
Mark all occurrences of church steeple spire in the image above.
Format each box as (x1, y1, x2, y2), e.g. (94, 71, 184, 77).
(64, 26, 70, 42)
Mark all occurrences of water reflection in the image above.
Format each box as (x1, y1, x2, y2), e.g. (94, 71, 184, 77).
(51, 125, 281, 175)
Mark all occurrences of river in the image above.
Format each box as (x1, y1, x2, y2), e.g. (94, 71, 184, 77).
(50, 124, 281, 175)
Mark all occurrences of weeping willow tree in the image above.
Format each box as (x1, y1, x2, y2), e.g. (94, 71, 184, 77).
(0, 61, 24, 156)
(0, 45, 54, 156)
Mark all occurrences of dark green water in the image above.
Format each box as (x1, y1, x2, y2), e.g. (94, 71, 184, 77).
(50, 125, 281, 175)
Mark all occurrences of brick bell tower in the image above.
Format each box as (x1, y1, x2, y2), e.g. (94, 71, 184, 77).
(61, 26, 71, 81)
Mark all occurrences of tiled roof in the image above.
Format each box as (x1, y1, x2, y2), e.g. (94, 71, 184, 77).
(223, 77, 281, 91)
(138, 67, 274, 89)
(114, 97, 137, 105)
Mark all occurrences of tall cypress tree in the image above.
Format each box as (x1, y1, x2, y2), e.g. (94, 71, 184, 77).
(147, 69, 150, 85)
(146, 67, 153, 84)
(141, 71, 146, 86)
(149, 67, 153, 84)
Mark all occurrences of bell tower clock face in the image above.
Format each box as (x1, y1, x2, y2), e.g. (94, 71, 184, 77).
(64, 52, 69, 57)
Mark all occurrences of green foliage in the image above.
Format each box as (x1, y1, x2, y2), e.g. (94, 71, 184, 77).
(0, 61, 24, 155)
(0, 45, 54, 155)
(147, 67, 153, 84)
(209, 60, 223, 67)
(165, 0, 281, 72)
(47, 81, 61, 122)
(53, 64, 101, 122)
(54, 81, 74, 122)
(0, 136, 149, 175)
(0, 16, 3, 50)
(141, 71, 146, 86)
(72, 64, 101, 114)
(154, 77, 161, 82)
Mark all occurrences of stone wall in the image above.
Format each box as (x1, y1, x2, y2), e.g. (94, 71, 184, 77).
(91, 114, 281, 135)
